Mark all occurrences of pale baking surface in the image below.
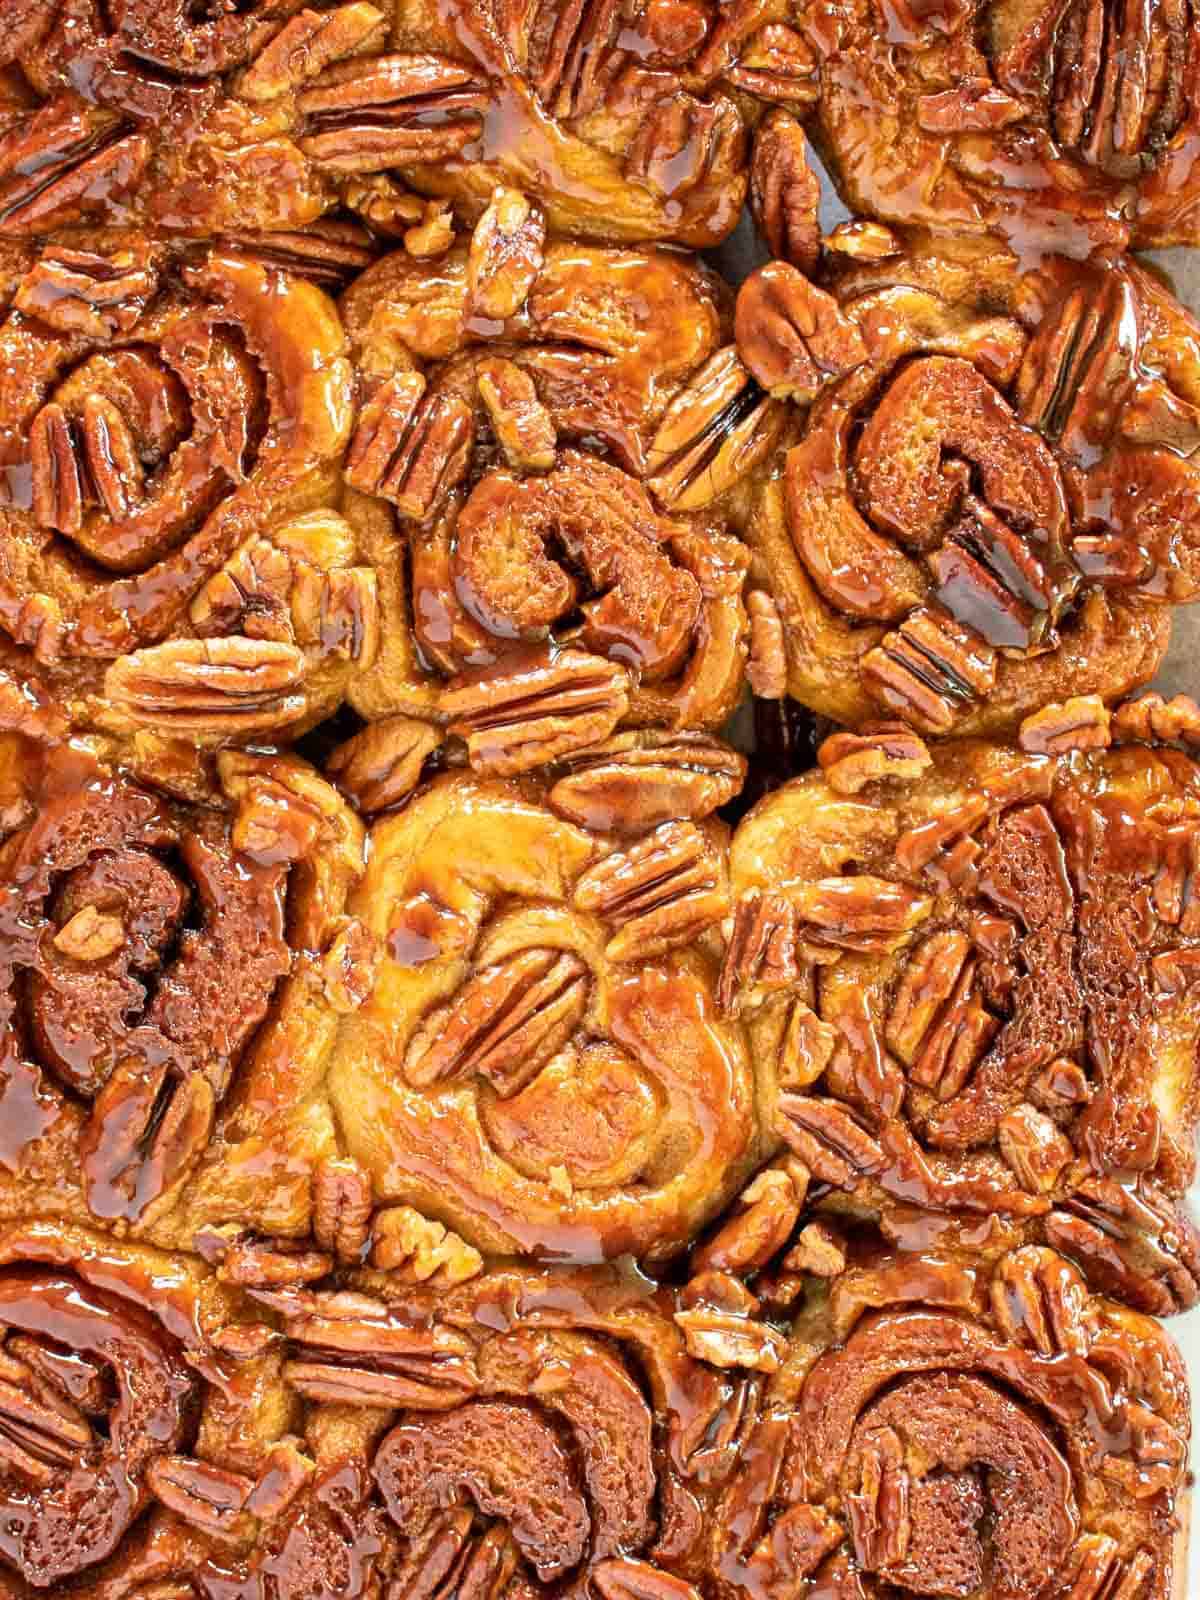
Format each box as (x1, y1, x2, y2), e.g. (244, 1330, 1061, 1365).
(710, 174, 1200, 1594)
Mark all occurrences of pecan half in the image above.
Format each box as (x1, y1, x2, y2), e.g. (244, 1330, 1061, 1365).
(239, 3, 386, 101)
(405, 948, 590, 1094)
(736, 262, 868, 401)
(776, 1096, 885, 1186)
(442, 649, 630, 775)
(1016, 274, 1139, 465)
(345, 370, 473, 520)
(548, 730, 746, 833)
(147, 1455, 255, 1538)
(748, 109, 820, 273)
(818, 723, 932, 795)
(1045, 1179, 1200, 1315)
(313, 1156, 373, 1260)
(1019, 696, 1112, 755)
(14, 238, 158, 339)
(862, 608, 998, 734)
(727, 24, 819, 102)
(328, 716, 443, 814)
(624, 94, 745, 204)
(297, 54, 488, 172)
(281, 1289, 479, 1408)
(990, 1247, 1093, 1358)
(746, 590, 787, 700)
(476, 357, 556, 471)
(1113, 692, 1200, 748)
(103, 638, 310, 737)
(0, 98, 150, 236)
(718, 890, 806, 1013)
(997, 1104, 1074, 1193)
(645, 347, 781, 511)
(574, 821, 728, 961)
(1058, 1536, 1154, 1600)
(692, 1165, 807, 1276)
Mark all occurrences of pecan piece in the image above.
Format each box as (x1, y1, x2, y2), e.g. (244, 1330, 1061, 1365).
(371, 1206, 482, 1285)
(823, 220, 902, 260)
(997, 1103, 1073, 1193)
(476, 357, 556, 471)
(1113, 692, 1200, 748)
(862, 608, 998, 734)
(297, 54, 488, 172)
(574, 821, 728, 961)
(328, 716, 442, 814)
(404, 200, 455, 259)
(818, 723, 931, 795)
(1059, 1536, 1154, 1600)
(405, 948, 589, 1094)
(625, 93, 745, 202)
(846, 1426, 911, 1572)
(645, 347, 781, 512)
(313, 1156, 373, 1261)
(216, 1236, 334, 1288)
(1019, 696, 1112, 755)
(442, 649, 630, 776)
(746, 590, 787, 700)
(786, 1220, 848, 1278)
(550, 730, 745, 833)
(221, 220, 378, 286)
(790, 876, 933, 955)
(14, 238, 158, 339)
(103, 638, 309, 737)
(468, 188, 546, 321)
(593, 1560, 702, 1600)
(673, 1307, 787, 1373)
(239, 3, 386, 101)
(748, 109, 820, 273)
(53, 905, 125, 962)
(345, 370, 473, 521)
(736, 261, 868, 401)
(692, 1165, 807, 1276)
(321, 918, 381, 1014)
(726, 25, 818, 103)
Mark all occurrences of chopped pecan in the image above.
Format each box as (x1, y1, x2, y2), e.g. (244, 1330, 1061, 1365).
(776, 1095, 885, 1187)
(748, 109, 820, 273)
(746, 590, 787, 700)
(997, 1103, 1074, 1192)
(1113, 692, 1200, 748)
(282, 1289, 478, 1408)
(52, 905, 125, 962)
(818, 723, 931, 795)
(297, 54, 488, 172)
(549, 730, 746, 833)
(405, 947, 589, 1094)
(405, 200, 456, 258)
(674, 1307, 787, 1373)
(785, 1219, 847, 1278)
(103, 638, 309, 737)
(823, 220, 902, 260)
(736, 261, 867, 401)
(340, 174, 426, 236)
(14, 238, 158, 339)
(371, 1206, 483, 1286)
(862, 608, 998, 734)
(624, 93, 745, 202)
(574, 821, 727, 961)
(1019, 696, 1112, 755)
(468, 188, 546, 321)
(442, 649, 630, 776)
(645, 346, 781, 511)
(345, 370, 474, 520)
(239, 3, 386, 101)
(320, 918, 381, 1013)
(313, 1156, 373, 1260)
(990, 1246, 1093, 1357)
(692, 1164, 806, 1276)
(328, 716, 442, 814)
(147, 1455, 255, 1538)
(476, 356, 556, 471)
(726, 24, 818, 102)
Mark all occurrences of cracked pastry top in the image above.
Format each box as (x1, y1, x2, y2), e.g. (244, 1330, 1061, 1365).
(0, 235, 386, 744)
(341, 200, 781, 767)
(720, 693, 1200, 1321)
(735, 240, 1200, 736)
(0, 0, 814, 248)
(792, 0, 1200, 252)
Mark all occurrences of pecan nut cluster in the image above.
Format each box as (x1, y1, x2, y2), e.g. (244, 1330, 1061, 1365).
(0, 1, 1198, 1598)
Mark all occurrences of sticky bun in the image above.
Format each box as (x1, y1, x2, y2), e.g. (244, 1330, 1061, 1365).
(787, 0, 1200, 253)
(721, 693, 1200, 1318)
(0, 236, 383, 743)
(737, 241, 1200, 735)
(0, 0, 812, 249)
(340, 202, 784, 772)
